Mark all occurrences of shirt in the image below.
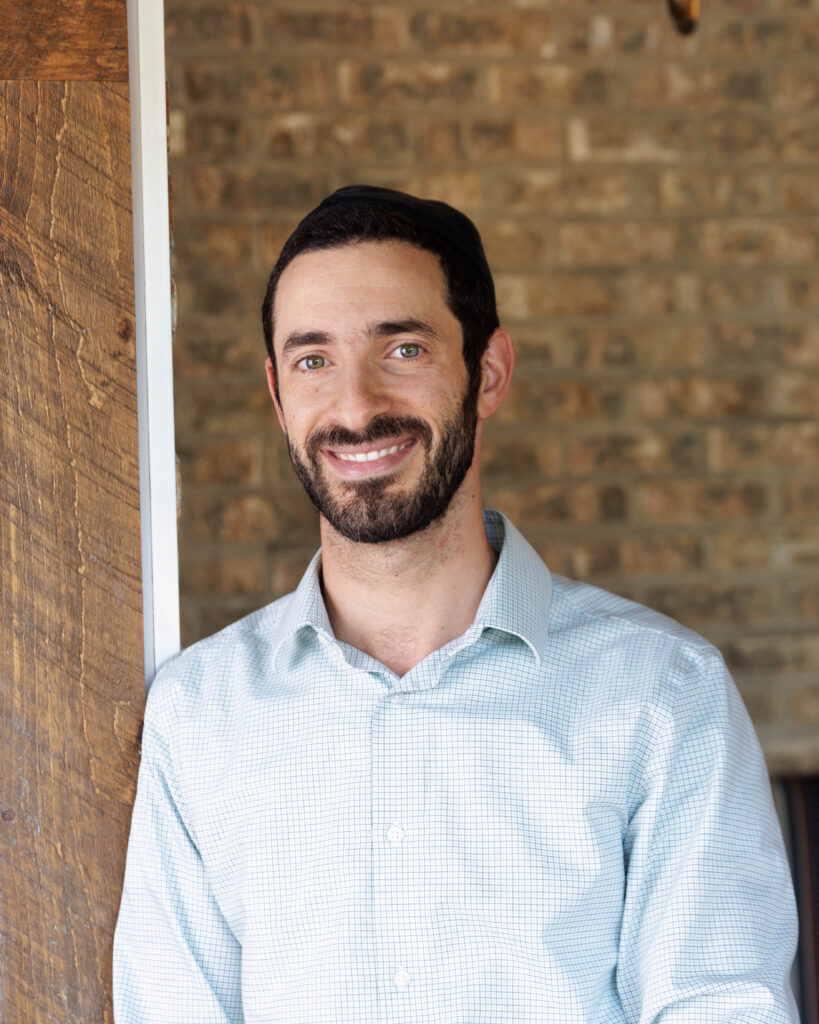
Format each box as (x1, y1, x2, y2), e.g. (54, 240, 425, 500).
(113, 510, 799, 1023)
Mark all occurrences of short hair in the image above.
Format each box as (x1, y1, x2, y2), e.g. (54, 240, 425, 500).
(261, 185, 499, 401)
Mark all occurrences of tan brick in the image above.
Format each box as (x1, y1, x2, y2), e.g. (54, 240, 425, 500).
(627, 271, 702, 315)
(780, 171, 819, 214)
(176, 269, 264, 320)
(173, 326, 269, 379)
(493, 169, 633, 216)
(415, 119, 463, 161)
(181, 551, 266, 597)
(567, 114, 699, 163)
(652, 169, 772, 215)
(177, 438, 264, 486)
(567, 430, 702, 476)
(570, 533, 704, 577)
(637, 480, 768, 524)
(189, 166, 331, 214)
(646, 582, 773, 626)
(789, 581, 819, 620)
(551, 325, 706, 370)
(480, 220, 553, 269)
(165, 3, 254, 50)
(174, 221, 253, 267)
(774, 69, 819, 111)
(488, 65, 631, 108)
(338, 60, 479, 107)
(710, 529, 771, 570)
(480, 432, 561, 479)
(725, 633, 819, 674)
(782, 478, 819, 519)
(703, 16, 787, 58)
(774, 525, 819, 571)
(559, 221, 681, 267)
(632, 66, 765, 109)
(261, 221, 300, 267)
(789, 686, 819, 726)
(465, 118, 561, 162)
(770, 370, 819, 415)
(185, 491, 318, 543)
(737, 688, 776, 728)
(775, 270, 819, 312)
(496, 377, 627, 426)
(184, 112, 253, 158)
(710, 322, 796, 364)
(184, 58, 332, 107)
(563, 14, 696, 57)
(409, 10, 555, 55)
(261, 8, 404, 49)
(707, 423, 819, 471)
(638, 374, 765, 420)
(269, 546, 319, 598)
(488, 483, 629, 527)
(496, 272, 627, 319)
(702, 220, 818, 266)
(196, 601, 263, 641)
(175, 380, 274, 436)
(775, 115, 819, 161)
(706, 114, 774, 162)
(264, 113, 411, 161)
(703, 272, 771, 313)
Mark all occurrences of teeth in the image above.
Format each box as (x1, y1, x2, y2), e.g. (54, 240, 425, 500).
(335, 443, 405, 463)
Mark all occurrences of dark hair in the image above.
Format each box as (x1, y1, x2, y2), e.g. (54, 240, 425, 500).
(261, 185, 499, 402)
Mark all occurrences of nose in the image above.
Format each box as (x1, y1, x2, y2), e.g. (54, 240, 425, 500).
(330, 360, 392, 432)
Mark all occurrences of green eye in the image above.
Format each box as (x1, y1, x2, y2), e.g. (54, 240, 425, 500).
(397, 343, 421, 359)
(303, 355, 326, 370)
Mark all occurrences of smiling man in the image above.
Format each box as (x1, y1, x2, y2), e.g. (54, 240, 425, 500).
(114, 186, 799, 1023)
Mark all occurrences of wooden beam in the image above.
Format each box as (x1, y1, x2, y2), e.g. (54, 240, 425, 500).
(0, 0, 128, 80)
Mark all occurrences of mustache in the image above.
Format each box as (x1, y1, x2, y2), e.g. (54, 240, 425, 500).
(305, 415, 432, 456)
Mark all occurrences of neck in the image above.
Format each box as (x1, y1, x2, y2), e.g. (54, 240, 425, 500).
(319, 486, 496, 678)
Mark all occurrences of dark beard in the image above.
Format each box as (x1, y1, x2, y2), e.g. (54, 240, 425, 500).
(287, 384, 479, 544)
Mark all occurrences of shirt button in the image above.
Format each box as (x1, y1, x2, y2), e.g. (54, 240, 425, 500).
(387, 823, 405, 846)
(393, 968, 410, 991)
(388, 692, 403, 704)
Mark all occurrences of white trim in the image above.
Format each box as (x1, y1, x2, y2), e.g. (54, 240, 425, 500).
(127, 0, 181, 685)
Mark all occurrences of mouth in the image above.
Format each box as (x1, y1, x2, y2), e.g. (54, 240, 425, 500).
(324, 437, 417, 479)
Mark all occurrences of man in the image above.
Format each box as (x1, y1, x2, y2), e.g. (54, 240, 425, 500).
(114, 186, 798, 1022)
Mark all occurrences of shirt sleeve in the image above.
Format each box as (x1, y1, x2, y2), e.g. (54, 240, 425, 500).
(113, 681, 243, 1024)
(616, 644, 799, 1023)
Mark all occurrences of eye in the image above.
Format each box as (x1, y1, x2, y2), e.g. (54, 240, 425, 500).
(393, 342, 422, 359)
(299, 354, 327, 370)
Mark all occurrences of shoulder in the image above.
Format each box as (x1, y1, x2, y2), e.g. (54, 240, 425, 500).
(547, 574, 731, 706)
(145, 593, 296, 727)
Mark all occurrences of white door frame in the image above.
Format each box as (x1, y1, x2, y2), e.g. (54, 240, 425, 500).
(127, 0, 181, 684)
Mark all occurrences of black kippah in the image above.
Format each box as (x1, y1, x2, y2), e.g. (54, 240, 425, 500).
(304, 184, 492, 279)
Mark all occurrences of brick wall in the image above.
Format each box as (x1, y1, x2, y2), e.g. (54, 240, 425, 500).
(166, 0, 819, 768)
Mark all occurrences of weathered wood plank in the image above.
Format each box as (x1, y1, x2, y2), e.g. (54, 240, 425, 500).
(0, 81, 143, 1024)
(0, 0, 128, 80)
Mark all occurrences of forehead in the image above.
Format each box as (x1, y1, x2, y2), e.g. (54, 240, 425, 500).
(272, 240, 454, 344)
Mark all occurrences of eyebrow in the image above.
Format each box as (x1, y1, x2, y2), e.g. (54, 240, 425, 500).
(280, 319, 441, 354)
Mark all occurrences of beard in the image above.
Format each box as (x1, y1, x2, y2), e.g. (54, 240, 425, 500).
(286, 382, 479, 544)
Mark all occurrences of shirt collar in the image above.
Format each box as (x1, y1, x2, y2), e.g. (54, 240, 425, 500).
(271, 509, 552, 668)
(473, 509, 551, 666)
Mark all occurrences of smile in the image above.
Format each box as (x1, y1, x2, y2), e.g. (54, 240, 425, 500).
(333, 441, 412, 463)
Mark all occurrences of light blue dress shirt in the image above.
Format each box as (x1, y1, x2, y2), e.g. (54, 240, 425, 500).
(114, 511, 798, 1023)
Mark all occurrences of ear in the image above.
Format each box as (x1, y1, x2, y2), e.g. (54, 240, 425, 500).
(265, 357, 287, 433)
(476, 328, 515, 421)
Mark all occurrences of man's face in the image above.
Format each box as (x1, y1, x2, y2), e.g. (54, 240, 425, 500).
(268, 241, 480, 544)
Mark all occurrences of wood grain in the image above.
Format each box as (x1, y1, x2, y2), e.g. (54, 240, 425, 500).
(0, 0, 128, 80)
(0, 81, 143, 1024)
